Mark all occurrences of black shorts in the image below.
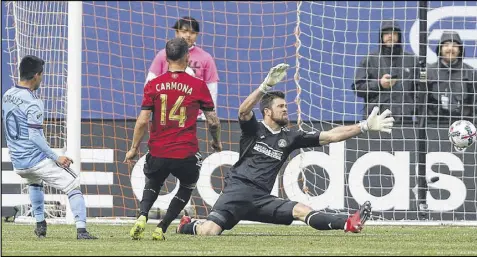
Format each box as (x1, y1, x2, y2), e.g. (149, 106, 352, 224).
(208, 178, 298, 230)
(143, 152, 202, 189)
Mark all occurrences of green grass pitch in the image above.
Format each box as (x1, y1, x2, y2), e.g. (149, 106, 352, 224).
(2, 221, 476, 256)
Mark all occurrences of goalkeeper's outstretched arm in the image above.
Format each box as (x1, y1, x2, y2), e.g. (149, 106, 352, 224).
(318, 107, 394, 145)
(318, 124, 363, 146)
(238, 63, 290, 121)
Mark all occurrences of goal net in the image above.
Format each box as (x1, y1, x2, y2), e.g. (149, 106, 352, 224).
(296, 1, 476, 224)
(2, 1, 70, 219)
(2, 1, 476, 225)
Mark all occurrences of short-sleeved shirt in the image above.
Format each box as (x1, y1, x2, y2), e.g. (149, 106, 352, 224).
(141, 71, 214, 159)
(227, 112, 321, 193)
(148, 45, 219, 83)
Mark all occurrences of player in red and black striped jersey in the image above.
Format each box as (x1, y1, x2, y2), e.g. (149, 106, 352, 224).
(124, 37, 222, 240)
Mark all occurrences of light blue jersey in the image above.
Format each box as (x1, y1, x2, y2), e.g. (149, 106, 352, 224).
(2, 86, 59, 169)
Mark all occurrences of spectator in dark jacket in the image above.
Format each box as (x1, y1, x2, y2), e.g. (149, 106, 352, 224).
(352, 20, 419, 124)
(426, 31, 477, 123)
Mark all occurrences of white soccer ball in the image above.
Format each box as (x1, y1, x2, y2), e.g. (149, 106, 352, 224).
(448, 120, 477, 152)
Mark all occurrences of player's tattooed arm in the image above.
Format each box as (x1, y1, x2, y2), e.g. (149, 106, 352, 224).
(204, 110, 222, 151)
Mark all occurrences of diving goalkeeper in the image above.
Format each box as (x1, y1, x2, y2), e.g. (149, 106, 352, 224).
(177, 63, 395, 236)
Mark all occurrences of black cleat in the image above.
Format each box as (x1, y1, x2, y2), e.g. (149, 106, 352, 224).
(359, 201, 372, 225)
(77, 231, 99, 240)
(34, 220, 47, 238)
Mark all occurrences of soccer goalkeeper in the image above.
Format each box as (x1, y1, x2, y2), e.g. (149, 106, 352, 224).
(177, 63, 394, 236)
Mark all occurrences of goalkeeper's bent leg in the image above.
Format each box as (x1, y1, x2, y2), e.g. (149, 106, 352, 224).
(293, 203, 347, 230)
(177, 219, 223, 236)
(157, 185, 193, 232)
(304, 211, 347, 230)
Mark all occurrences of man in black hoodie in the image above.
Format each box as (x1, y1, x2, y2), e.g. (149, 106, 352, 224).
(426, 31, 477, 123)
(352, 21, 419, 124)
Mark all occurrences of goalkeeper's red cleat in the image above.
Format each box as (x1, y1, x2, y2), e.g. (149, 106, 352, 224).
(345, 201, 372, 233)
(176, 215, 191, 233)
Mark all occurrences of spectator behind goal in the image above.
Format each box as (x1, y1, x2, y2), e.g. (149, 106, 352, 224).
(426, 31, 477, 123)
(352, 20, 419, 124)
(146, 16, 219, 120)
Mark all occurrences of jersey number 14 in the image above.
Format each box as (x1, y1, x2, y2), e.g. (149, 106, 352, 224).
(160, 94, 186, 127)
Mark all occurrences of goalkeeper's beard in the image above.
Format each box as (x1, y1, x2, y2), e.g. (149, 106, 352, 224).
(271, 112, 289, 127)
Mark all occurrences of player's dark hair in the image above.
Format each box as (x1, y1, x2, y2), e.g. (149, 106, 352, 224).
(172, 16, 200, 33)
(166, 37, 189, 62)
(19, 55, 45, 81)
(260, 91, 286, 116)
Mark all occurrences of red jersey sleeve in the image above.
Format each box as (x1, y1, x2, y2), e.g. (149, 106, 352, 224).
(141, 82, 154, 110)
(198, 80, 215, 111)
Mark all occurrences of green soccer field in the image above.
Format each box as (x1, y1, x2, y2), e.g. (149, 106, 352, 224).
(2, 222, 476, 256)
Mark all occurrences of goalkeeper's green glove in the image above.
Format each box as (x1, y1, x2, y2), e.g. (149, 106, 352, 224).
(359, 106, 395, 134)
(259, 63, 290, 93)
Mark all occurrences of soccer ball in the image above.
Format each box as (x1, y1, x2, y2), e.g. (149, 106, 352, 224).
(448, 120, 477, 152)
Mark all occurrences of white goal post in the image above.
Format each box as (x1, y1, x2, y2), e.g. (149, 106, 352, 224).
(2, 1, 476, 226)
(64, 0, 83, 225)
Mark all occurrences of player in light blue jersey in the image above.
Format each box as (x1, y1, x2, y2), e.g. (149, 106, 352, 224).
(2, 55, 97, 239)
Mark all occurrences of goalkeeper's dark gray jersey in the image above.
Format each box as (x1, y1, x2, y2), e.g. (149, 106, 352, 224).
(227, 111, 321, 193)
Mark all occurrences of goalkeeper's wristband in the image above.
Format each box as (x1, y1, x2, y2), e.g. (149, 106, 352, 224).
(359, 120, 369, 134)
(259, 82, 272, 94)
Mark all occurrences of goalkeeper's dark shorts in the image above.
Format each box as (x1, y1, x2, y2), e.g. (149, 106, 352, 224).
(143, 152, 202, 189)
(207, 178, 298, 230)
